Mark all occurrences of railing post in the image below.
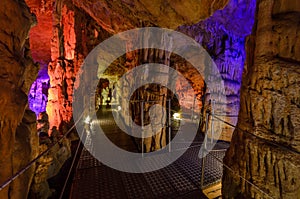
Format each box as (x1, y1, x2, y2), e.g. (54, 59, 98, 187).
(204, 113, 209, 150)
(192, 95, 196, 122)
(201, 111, 207, 189)
(141, 101, 144, 157)
(211, 99, 215, 144)
(201, 156, 206, 189)
(168, 99, 171, 152)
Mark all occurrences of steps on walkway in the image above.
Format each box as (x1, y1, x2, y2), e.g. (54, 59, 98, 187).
(202, 181, 222, 199)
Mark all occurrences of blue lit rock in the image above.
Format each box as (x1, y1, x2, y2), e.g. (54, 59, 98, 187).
(223, 0, 300, 198)
(178, 0, 256, 141)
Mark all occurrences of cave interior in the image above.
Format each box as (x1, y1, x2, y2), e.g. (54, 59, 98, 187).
(0, 0, 299, 198)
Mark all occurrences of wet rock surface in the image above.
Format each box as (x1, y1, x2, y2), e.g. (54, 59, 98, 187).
(73, 0, 229, 33)
(1, 0, 300, 198)
(178, 0, 256, 141)
(0, 0, 38, 198)
(223, 0, 300, 198)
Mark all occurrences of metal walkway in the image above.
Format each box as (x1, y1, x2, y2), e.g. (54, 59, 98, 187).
(69, 108, 228, 199)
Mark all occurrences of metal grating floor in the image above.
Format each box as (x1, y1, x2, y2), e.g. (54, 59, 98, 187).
(70, 109, 228, 199)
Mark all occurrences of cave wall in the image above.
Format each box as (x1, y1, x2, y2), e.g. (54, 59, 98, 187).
(72, 0, 230, 33)
(113, 43, 171, 152)
(178, 0, 256, 141)
(28, 1, 113, 197)
(46, 0, 79, 133)
(45, 0, 111, 133)
(223, 0, 300, 198)
(0, 0, 39, 198)
(26, 0, 236, 144)
(168, 53, 205, 115)
(12, 0, 113, 198)
(24, 0, 93, 132)
(5, 0, 299, 198)
(25, 0, 52, 116)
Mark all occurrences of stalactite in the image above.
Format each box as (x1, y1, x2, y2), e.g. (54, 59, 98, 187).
(223, 0, 300, 198)
(177, 0, 256, 141)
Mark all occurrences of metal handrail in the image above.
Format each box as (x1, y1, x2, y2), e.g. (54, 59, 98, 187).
(0, 112, 84, 191)
(212, 114, 300, 155)
(207, 150, 275, 199)
(129, 99, 172, 103)
(200, 109, 291, 199)
(59, 129, 84, 199)
(211, 114, 239, 117)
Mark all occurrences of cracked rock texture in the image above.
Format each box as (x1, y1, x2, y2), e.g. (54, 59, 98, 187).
(1, 0, 300, 198)
(178, 0, 256, 141)
(25, 0, 52, 116)
(0, 0, 39, 198)
(73, 0, 229, 33)
(223, 0, 300, 198)
(46, 0, 111, 133)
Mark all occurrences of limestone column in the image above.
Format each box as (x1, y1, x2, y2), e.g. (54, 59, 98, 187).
(223, 0, 300, 198)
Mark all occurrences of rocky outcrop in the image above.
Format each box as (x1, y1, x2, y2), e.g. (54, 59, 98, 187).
(0, 0, 38, 198)
(29, 112, 72, 199)
(178, 0, 256, 141)
(28, 77, 49, 115)
(223, 0, 300, 198)
(25, 0, 51, 116)
(46, 0, 111, 132)
(26, 1, 111, 197)
(29, 138, 71, 199)
(11, 109, 39, 199)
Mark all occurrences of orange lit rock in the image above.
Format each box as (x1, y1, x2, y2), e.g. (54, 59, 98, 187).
(0, 0, 38, 198)
(62, 5, 76, 60)
(73, 0, 229, 33)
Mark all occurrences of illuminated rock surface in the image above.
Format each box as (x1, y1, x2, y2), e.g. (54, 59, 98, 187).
(0, 0, 38, 198)
(222, 0, 300, 198)
(0, 0, 299, 198)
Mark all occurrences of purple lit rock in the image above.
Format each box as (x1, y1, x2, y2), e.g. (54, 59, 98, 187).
(28, 67, 50, 116)
(178, 0, 256, 141)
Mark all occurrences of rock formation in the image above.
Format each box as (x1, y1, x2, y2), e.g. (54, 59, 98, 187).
(0, 0, 38, 198)
(45, 0, 230, 154)
(1, 0, 299, 198)
(223, 0, 300, 198)
(178, 0, 256, 141)
(73, 0, 230, 33)
(25, 0, 51, 116)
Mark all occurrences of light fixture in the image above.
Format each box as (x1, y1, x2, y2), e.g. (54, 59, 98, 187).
(173, 113, 181, 120)
(84, 116, 91, 124)
(117, 106, 122, 111)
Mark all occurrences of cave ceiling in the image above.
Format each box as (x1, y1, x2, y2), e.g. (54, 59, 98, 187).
(25, 0, 231, 78)
(73, 0, 230, 33)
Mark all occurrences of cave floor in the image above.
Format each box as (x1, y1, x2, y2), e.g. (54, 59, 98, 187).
(69, 108, 228, 199)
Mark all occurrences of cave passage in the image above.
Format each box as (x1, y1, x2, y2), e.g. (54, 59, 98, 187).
(2, 0, 299, 198)
(70, 102, 229, 198)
